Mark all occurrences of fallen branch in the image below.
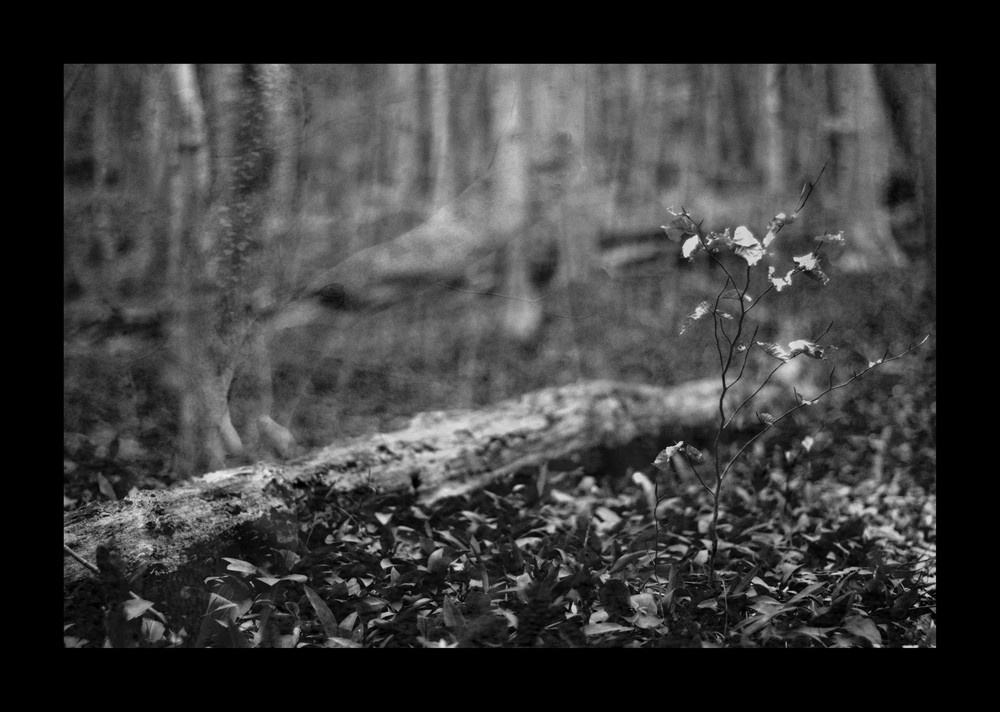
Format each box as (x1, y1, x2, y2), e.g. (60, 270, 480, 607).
(64, 377, 782, 590)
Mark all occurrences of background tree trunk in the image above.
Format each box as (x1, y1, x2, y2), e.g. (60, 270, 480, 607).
(164, 63, 223, 475)
(872, 63, 936, 298)
(762, 63, 785, 203)
(92, 64, 115, 291)
(387, 63, 421, 210)
(492, 64, 540, 345)
(164, 64, 300, 475)
(429, 63, 455, 210)
(827, 64, 902, 271)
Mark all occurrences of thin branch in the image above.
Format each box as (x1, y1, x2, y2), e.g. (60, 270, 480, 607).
(720, 336, 929, 482)
(791, 158, 829, 218)
(728, 325, 760, 393)
(681, 453, 715, 497)
(724, 360, 784, 430)
(64, 543, 99, 574)
(813, 321, 834, 343)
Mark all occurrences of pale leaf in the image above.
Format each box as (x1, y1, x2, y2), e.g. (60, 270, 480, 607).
(681, 235, 702, 259)
(679, 301, 711, 335)
(653, 442, 684, 473)
(787, 339, 828, 359)
(733, 226, 764, 266)
(756, 341, 792, 362)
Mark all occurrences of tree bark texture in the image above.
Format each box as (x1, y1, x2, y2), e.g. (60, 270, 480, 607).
(64, 376, 782, 590)
(162, 64, 299, 475)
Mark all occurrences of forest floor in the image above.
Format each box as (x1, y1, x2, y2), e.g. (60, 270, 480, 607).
(63, 262, 936, 648)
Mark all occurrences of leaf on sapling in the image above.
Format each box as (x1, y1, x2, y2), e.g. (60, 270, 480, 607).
(683, 444, 704, 463)
(756, 341, 792, 362)
(681, 235, 702, 259)
(793, 252, 820, 271)
(653, 442, 684, 473)
(768, 266, 795, 292)
(679, 301, 711, 335)
(787, 340, 829, 359)
(814, 231, 845, 245)
(763, 212, 795, 248)
(661, 208, 698, 243)
(704, 228, 731, 251)
(803, 267, 830, 285)
(793, 252, 830, 285)
(732, 226, 765, 266)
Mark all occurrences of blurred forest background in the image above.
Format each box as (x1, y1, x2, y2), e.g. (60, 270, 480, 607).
(63, 64, 936, 504)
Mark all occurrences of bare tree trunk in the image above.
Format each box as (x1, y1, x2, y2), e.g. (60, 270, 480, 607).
(164, 64, 300, 476)
(92, 64, 115, 290)
(824, 65, 904, 270)
(163, 64, 223, 475)
(387, 63, 421, 209)
(872, 63, 936, 298)
(551, 64, 591, 286)
(701, 64, 722, 185)
(762, 63, 785, 201)
(428, 63, 454, 210)
(492, 64, 540, 345)
(204, 64, 242, 200)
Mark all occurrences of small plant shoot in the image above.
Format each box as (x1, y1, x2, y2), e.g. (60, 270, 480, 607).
(654, 164, 928, 582)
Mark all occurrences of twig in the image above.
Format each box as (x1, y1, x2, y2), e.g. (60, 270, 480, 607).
(63, 543, 99, 574)
(63, 543, 168, 625)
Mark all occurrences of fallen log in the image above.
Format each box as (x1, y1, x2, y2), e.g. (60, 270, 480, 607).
(63, 376, 781, 590)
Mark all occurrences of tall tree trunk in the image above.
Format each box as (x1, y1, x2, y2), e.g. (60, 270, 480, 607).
(164, 63, 221, 475)
(762, 63, 785, 202)
(491, 64, 539, 345)
(428, 63, 454, 210)
(92, 64, 115, 292)
(824, 65, 903, 270)
(700, 64, 722, 185)
(387, 63, 421, 210)
(551, 63, 591, 286)
(165, 64, 299, 476)
(872, 63, 936, 299)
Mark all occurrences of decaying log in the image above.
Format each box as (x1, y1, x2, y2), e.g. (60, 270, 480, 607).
(64, 376, 781, 590)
